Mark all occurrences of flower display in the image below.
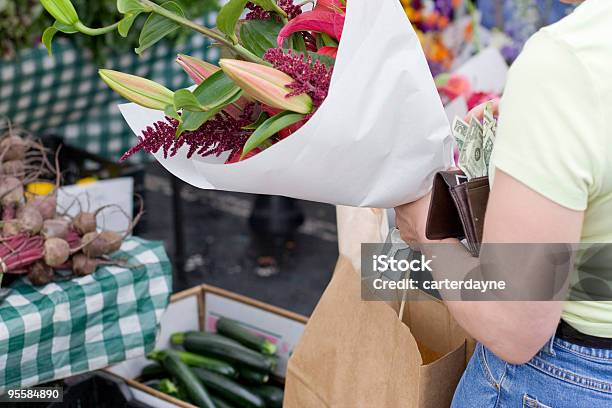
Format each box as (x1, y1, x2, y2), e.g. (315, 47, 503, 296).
(41, 0, 344, 163)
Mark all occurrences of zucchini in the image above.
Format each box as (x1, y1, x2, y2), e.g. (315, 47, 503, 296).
(151, 350, 216, 408)
(192, 368, 265, 408)
(139, 362, 166, 381)
(211, 396, 235, 408)
(237, 366, 269, 384)
(155, 379, 183, 399)
(171, 332, 272, 372)
(175, 350, 237, 378)
(216, 318, 277, 355)
(250, 385, 284, 408)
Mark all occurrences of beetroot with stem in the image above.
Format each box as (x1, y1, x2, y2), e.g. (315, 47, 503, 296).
(28, 194, 57, 220)
(43, 237, 70, 267)
(72, 253, 122, 277)
(16, 205, 43, 235)
(42, 218, 71, 239)
(27, 261, 54, 286)
(0, 135, 27, 162)
(0, 176, 23, 220)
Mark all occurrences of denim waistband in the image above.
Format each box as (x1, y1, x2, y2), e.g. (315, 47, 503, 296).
(542, 336, 612, 361)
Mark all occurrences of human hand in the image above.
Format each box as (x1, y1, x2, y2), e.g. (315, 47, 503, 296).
(465, 98, 500, 122)
(394, 192, 432, 247)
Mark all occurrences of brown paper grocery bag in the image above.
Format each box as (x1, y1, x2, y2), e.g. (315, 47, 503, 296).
(284, 207, 474, 408)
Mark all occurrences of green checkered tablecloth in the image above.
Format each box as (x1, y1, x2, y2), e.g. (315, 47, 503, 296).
(0, 15, 218, 161)
(0, 237, 172, 392)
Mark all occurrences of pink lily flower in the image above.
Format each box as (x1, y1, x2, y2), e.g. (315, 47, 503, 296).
(277, 9, 345, 49)
(317, 46, 338, 58)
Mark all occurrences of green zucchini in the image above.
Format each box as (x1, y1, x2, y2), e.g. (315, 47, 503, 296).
(155, 378, 182, 399)
(211, 396, 236, 408)
(175, 350, 237, 378)
(192, 368, 265, 408)
(171, 332, 272, 372)
(250, 385, 284, 408)
(237, 366, 269, 384)
(139, 362, 166, 381)
(152, 350, 215, 408)
(216, 318, 277, 355)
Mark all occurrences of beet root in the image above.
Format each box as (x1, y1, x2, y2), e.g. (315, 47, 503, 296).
(1, 160, 24, 177)
(28, 194, 57, 220)
(27, 262, 54, 286)
(2, 221, 21, 236)
(42, 218, 70, 239)
(72, 253, 99, 276)
(0, 176, 23, 207)
(100, 231, 122, 253)
(73, 212, 97, 235)
(17, 205, 43, 234)
(0, 136, 27, 161)
(44, 238, 70, 267)
(81, 232, 107, 258)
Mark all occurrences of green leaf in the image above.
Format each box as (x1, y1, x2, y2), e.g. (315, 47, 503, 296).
(216, 0, 248, 44)
(174, 89, 204, 112)
(53, 21, 78, 33)
(40, 0, 79, 26)
(242, 111, 305, 158)
(164, 105, 181, 120)
(291, 32, 307, 53)
(136, 1, 184, 55)
(117, 0, 146, 14)
(178, 90, 243, 134)
(242, 111, 269, 130)
(240, 18, 284, 58)
(118, 12, 141, 37)
(42, 27, 58, 56)
(320, 32, 338, 47)
(192, 70, 241, 110)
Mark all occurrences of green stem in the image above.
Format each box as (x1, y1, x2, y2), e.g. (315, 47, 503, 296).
(74, 21, 120, 36)
(138, 0, 269, 65)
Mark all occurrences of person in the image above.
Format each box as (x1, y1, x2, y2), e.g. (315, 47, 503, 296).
(394, 0, 612, 406)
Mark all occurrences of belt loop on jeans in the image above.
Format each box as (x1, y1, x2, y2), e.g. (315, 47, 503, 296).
(541, 336, 556, 356)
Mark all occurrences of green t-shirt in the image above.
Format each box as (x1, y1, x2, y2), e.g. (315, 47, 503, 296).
(491, 0, 612, 337)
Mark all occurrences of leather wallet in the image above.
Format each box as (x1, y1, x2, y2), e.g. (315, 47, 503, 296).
(425, 170, 490, 256)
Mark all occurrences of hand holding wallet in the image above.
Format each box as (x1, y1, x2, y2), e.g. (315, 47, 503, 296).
(425, 170, 490, 257)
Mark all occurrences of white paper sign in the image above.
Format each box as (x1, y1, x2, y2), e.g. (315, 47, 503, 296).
(57, 177, 134, 233)
(454, 47, 508, 94)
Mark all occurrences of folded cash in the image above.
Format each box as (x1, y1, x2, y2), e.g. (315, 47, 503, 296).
(453, 104, 498, 180)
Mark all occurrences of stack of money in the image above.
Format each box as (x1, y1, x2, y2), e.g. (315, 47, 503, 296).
(452, 103, 497, 180)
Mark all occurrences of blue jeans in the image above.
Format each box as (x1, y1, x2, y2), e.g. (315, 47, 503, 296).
(452, 338, 612, 407)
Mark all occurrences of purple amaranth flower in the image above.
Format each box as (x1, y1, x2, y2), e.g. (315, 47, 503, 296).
(246, 0, 303, 21)
(263, 48, 334, 108)
(120, 104, 256, 161)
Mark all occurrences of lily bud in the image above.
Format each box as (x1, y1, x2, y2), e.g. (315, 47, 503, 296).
(219, 59, 313, 115)
(41, 0, 79, 26)
(176, 54, 221, 84)
(99, 69, 174, 111)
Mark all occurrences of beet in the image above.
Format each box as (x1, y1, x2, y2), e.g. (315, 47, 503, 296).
(72, 253, 99, 276)
(17, 205, 43, 234)
(42, 218, 70, 239)
(2, 221, 21, 236)
(44, 238, 70, 267)
(27, 262, 54, 286)
(81, 232, 107, 258)
(0, 176, 23, 207)
(73, 212, 97, 235)
(100, 231, 122, 253)
(0, 136, 27, 161)
(2, 160, 24, 177)
(28, 194, 57, 220)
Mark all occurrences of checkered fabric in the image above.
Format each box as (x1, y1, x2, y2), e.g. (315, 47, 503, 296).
(0, 237, 171, 392)
(0, 14, 219, 161)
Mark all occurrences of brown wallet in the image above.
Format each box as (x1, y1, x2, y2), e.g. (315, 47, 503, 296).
(425, 170, 490, 257)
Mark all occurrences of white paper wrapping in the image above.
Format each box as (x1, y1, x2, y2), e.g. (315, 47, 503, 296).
(120, 0, 453, 208)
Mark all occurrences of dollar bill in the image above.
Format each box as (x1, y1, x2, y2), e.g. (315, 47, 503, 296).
(452, 116, 469, 152)
(458, 117, 485, 180)
(482, 103, 497, 169)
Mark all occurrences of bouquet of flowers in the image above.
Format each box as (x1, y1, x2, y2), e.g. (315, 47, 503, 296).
(41, 0, 453, 208)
